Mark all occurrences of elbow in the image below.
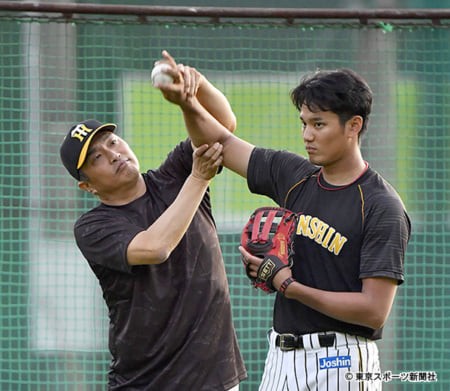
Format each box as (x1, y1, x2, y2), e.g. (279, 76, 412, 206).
(128, 247, 172, 265)
(149, 247, 172, 264)
(364, 311, 390, 330)
(366, 318, 386, 330)
(225, 113, 237, 133)
(142, 237, 176, 264)
(151, 251, 170, 265)
(128, 231, 175, 265)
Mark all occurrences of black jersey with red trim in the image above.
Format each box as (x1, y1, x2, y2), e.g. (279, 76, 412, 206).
(74, 139, 246, 390)
(247, 147, 411, 340)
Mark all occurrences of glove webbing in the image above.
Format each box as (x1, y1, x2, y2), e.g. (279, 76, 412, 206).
(251, 209, 285, 252)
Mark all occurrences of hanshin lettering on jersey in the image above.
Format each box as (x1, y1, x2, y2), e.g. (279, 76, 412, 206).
(296, 214, 348, 255)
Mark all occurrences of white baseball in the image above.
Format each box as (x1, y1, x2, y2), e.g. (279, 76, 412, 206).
(151, 63, 174, 86)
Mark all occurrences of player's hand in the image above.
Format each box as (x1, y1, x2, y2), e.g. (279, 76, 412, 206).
(176, 63, 204, 99)
(238, 246, 263, 278)
(191, 143, 224, 181)
(160, 50, 204, 98)
(239, 245, 293, 291)
(154, 50, 203, 106)
(152, 50, 184, 103)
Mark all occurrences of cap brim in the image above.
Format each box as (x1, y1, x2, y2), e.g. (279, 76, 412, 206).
(76, 123, 117, 170)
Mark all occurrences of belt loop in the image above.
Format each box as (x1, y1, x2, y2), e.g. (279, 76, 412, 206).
(269, 328, 277, 349)
(303, 333, 317, 350)
(333, 332, 347, 347)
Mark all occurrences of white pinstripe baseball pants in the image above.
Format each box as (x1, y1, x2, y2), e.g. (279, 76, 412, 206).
(258, 329, 382, 391)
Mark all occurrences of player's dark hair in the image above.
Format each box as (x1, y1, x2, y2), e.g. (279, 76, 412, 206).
(290, 68, 372, 138)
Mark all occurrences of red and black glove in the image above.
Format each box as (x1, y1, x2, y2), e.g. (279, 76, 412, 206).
(240, 207, 298, 294)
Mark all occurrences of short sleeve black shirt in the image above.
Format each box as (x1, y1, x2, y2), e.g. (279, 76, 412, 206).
(247, 147, 411, 340)
(74, 140, 246, 390)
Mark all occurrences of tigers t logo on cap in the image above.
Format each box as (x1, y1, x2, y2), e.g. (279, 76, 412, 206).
(70, 122, 96, 142)
(59, 119, 117, 180)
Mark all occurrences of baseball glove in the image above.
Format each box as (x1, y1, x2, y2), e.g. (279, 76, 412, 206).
(240, 206, 298, 293)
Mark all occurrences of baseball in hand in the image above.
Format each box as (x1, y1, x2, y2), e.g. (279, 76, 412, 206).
(151, 63, 174, 86)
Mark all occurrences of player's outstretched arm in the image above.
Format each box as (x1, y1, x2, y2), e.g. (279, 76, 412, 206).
(156, 50, 254, 178)
(176, 62, 237, 133)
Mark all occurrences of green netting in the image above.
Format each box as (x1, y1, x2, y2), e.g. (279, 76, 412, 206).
(1, 13, 449, 391)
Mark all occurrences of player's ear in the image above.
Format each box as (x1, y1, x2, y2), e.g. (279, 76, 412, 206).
(78, 181, 97, 195)
(347, 115, 363, 138)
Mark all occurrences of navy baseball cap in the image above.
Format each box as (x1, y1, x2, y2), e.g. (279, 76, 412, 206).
(60, 119, 117, 180)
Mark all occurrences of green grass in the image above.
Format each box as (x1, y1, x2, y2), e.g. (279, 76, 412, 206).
(395, 78, 419, 210)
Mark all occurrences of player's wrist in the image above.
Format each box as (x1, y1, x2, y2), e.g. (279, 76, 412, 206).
(188, 173, 211, 185)
(278, 277, 296, 297)
(179, 94, 201, 112)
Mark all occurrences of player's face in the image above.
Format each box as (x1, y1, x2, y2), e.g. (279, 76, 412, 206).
(300, 105, 353, 168)
(80, 131, 141, 191)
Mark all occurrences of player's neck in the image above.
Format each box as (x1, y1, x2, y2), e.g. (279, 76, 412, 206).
(320, 157, 368, 187)
(98, 176, 147, 206)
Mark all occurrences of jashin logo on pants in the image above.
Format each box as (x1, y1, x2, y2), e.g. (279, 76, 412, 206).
(319, 355, 351, 370)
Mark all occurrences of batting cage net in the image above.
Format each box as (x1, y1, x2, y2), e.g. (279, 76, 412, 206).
(0, 5, 449, 391)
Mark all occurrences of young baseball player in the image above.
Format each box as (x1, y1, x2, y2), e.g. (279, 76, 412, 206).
(158, 51, 411, 391)
(59, 64, 246, 390)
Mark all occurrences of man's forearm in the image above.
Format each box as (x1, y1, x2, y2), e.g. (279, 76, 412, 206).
(196, 78, 236, 132)
(181, 97, 232, 147)
(127, 175, 210, 265)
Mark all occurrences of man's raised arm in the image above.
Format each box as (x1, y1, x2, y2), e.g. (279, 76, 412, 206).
(156, 50, 254, 178)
